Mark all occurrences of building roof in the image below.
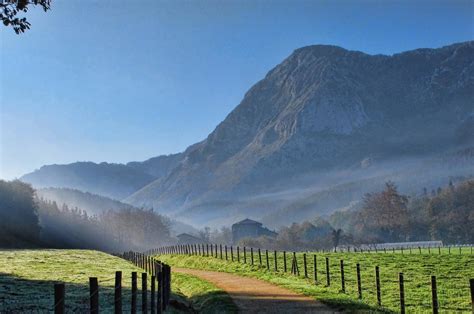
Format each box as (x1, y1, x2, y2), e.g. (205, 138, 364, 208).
(176, 233, 201, 240)
(233, 218, 263, 226)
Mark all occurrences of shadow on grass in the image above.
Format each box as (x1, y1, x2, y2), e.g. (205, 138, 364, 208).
(172, 289, 238, 314)
(0, 272, 183, 313)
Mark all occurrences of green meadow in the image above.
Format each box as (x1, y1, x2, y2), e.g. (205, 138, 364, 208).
(157, 248, 474, 313)
(0, 249, 234, 313)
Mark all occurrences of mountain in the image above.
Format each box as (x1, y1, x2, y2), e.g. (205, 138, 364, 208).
(21, 154, 184, 200)
(125, 41, 474, 220)
(21, 162, 155, 200)
(22, 41, 474, 226)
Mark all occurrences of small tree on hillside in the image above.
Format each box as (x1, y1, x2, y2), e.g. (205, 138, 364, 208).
(331, 228, 342, 252)
(355, 181, 409, 242)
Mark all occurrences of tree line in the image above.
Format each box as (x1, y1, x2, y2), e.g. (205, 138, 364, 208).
(235, 179, 474, 251)
(0, 180, 172, 251)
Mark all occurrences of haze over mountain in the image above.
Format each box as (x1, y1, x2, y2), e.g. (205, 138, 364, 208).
(21, 41, 474, 227)
(21, 155, 182, 200)
(36, 187, 135, 215)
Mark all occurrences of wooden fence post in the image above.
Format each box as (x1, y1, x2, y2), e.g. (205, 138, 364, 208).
(375, 266, 381, 306)
(114, 271, 122, 314)
(292, 252, 299, 276)
(399, 273, 405, 314)
(283, 251, 287, 272)
(431, 275, 438, 314)
(225, 245, 228, 260)
(54, 283, 65, 314)
(142, 273, 148, 314)
(325, 257, 330, 286)
(215, 244, 218, 258)
(237, 246, 240, 262)
(274, 251, 278, 271)
(89, 277, 99, 314)
(151, 275, 156, 314)
(313, 255, 317, 283)
(469, 278, 474, 313)
(259, 248, 262, 266)
(231, 246, 234, 261)
(340, 260, 345, 293)
(244, 247, 247, 263)
(157, 265, 163, 314)
(356, 263, 362, 299)
(131, 272, 137, 314)
(251, 248, 254, 265)
(220, 244, 223, 259)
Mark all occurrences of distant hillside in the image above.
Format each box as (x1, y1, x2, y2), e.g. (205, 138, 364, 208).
(21, 162, 156, 200)
(36, 187, 198, 235)
(36, 187, 134, 215)
(21, 155, 184, 201)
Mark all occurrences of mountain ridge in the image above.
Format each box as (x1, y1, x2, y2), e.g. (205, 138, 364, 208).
(125, 40, 473, 213)
(21, 41, 474, 226)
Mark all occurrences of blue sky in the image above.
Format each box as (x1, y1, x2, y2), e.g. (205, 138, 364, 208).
(1, 0, 473, 179)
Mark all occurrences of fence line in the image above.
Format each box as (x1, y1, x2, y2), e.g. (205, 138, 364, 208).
(52, 251, 171, 314)
(149, 243, 474, 313)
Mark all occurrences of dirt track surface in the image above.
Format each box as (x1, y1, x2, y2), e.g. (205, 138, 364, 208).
(173, 267, 338, 313)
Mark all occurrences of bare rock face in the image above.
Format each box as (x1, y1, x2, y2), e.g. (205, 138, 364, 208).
(125, 41, 474, 213)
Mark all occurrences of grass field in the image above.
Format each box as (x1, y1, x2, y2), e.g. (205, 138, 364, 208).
(157, 248, 474, 313)
(0, 249, 234, 313)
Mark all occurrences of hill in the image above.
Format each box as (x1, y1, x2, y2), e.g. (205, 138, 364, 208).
(21, 162, 156, 200)
(126, 41, 474, 219)
(36, 187, 134, 215)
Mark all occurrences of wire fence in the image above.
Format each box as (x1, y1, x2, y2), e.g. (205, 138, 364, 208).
(51, 251, 171, 314)
(151, 244, 474, 313)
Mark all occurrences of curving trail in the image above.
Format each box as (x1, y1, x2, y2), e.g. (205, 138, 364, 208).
(173, 267, 338, 313)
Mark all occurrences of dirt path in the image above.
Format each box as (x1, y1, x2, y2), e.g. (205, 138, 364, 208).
(173, 268, 338, 313)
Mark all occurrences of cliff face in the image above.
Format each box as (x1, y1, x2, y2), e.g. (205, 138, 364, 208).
(125, 42, 474, 213)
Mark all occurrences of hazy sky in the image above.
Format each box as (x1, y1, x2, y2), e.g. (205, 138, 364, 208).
(1, 0, 473, 179)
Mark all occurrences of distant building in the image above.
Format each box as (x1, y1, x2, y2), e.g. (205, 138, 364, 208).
(176, 233, 204, 245)
(231, 218, 277, 243)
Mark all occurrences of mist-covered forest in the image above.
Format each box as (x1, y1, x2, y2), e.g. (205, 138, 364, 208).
(0, 180, 172, 251)
(1, 178, 472, 252)
(235, 179, 474, 251)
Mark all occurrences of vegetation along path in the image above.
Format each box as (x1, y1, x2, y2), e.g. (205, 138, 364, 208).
(173, 267, 338, 313)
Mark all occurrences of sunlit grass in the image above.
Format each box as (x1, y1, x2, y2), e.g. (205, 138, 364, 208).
(0, 250, 150, 312)
(157, 248, 474, 313)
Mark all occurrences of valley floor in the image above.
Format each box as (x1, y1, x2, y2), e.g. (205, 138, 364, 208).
(157, 249, 474, 313)
(174, 267, 335, 313)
